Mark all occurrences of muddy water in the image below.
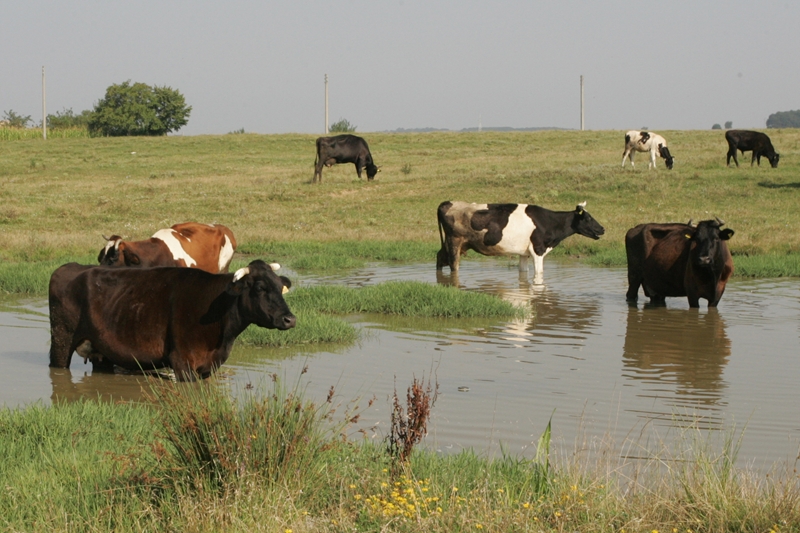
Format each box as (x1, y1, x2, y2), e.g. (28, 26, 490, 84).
(2, 261, 799, 467)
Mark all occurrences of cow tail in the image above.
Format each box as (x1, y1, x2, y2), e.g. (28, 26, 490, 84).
(436, 203, 450, 256)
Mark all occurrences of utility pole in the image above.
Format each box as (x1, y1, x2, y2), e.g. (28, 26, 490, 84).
(42, 66, 47, 140)
(324, 74, 329, 134)
(580, 75, 584, 131)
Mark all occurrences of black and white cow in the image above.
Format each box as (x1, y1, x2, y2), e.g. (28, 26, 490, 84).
(436, 201, 605, 284)
(622, 130, 674, 170)
(314, 134, 380, 183)
(725, 129, 780, 168)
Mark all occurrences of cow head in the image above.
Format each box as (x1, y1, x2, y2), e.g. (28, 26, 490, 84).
(227, 260, 296, 330)
(658, 145, 675, 169)
(688, 219, 734, 268)
(366, 163, 381, 181)
(571, 202, 605, 240)
(768, 152, 780, 168)
(98, 235, 124, 265)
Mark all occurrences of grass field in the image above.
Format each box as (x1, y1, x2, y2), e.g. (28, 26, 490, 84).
(1, 129, 799, 272)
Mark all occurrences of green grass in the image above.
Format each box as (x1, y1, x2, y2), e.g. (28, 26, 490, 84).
(1, 130, 799, 275)
(1, 379, 799, 532)
(286, 281, 526, 319)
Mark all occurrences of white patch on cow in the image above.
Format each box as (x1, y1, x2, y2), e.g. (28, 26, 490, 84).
(268, 262, 281, 272)
(217, 235, 235, 272)
(494, 205, 537, 256)
(152, 228, 197, 268)
(232, 266, 250, 282)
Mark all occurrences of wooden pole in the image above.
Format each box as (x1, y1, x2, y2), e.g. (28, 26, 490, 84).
(580, 75, 584, 131)
(42, 66, 47, 140)
(324, 74, 329, 134)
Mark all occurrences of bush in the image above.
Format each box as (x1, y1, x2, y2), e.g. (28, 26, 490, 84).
(330, 118, 356, 133)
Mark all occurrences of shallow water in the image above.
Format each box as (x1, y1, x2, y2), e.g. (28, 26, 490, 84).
(2, 260, 799, 468)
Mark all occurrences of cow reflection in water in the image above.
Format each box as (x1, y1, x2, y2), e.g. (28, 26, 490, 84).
(49, 368, 153, 404)
(435, 270, 601, 346)
(622, 307, 731, 406)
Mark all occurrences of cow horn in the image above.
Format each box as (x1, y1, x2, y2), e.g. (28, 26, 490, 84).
(102, 234, 111, 241)
(715, 216, 726, 226)
(687, 218, 693, 227)
(232, 267, 250, 282)
(269, 262, 281, 272)
(579, 201, 587, 208)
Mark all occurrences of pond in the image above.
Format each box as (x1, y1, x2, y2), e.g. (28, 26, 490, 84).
(2, 260, 799, 469)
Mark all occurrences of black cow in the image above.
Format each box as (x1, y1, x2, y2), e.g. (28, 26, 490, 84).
(314, 134, 380, 183)
(625, 219, 734, 308)
(725, 130, 780, 168)
(436, 201, 605, 284)
(48, 260, 295, 381)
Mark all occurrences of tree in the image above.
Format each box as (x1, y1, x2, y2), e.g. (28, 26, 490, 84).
(88, 81, 191, 136)
(712, 123, 722, 130)
(724, 121, 733, 129)
(329, 118, 356, 133)
(47, 108, 92, 129)
(766, 110, 800, 128)
(2, 110, 32, 128)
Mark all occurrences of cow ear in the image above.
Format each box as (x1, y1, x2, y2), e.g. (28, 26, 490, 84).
(121, 245, 141, 266)
(280, 275, 292, 294)
(720, 229, 734, 241)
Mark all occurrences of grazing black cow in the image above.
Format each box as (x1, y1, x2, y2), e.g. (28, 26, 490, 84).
(725, 130, 780, 168)
(313, 134, 380, 183)
(625, 219, 734, 308)
(436, 201, 605, 284)
(48, 260, 295, 381)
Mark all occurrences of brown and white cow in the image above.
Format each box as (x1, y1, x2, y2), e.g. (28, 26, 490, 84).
(98, 222, 237, 273)
(48, 260, 295, 381)
(436, 201, 605, 284)
(625, 219, 734, 308)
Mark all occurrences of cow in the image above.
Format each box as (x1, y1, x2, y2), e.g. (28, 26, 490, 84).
(625, 219, 734, 308)
(436, 201, 605, 284)
(314, 134, 380, 183)
(725, 129, 780, 168)
(98, 222, 237, 273)
(622, 130, 674, 170)
(48, 260, 296, 381)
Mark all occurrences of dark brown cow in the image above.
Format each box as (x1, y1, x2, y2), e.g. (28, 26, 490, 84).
(725, 129, 780, 168)
(98, 222, 237, 273)
(314, 134, 380, 183)
(625, 219, 734, 308)
(48, 260, 295, 381)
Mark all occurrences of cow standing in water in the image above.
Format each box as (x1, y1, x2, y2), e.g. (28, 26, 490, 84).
(725, 130, 780, 168)
(622, 130, 675, 170)
(625, 219, 734, 308)
(48, 260, 295, 381)
(314, 134, 380, 183)
(436, 201, 605, 284)
(98, 222, 237, 273)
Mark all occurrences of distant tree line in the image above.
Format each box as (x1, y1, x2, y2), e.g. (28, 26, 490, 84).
(2, 80, 191, 137)
(767, 110, 800, 128)
(711, 121, 733, 130)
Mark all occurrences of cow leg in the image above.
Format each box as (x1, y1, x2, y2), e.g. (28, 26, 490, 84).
(625, 271, 641, 303)
(314, 160, 324, 183)
(355, 159, 364, 179)
(518, 255, 529, 273)
(49, 329, 75, 368)
(726, 149, 738, 167)
(532, 253, 545, 285)
(649, 150, 657, 170)
(169, 352, 198, 382)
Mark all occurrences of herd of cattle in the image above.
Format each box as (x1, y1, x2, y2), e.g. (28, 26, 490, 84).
(48, 128, 774, 380)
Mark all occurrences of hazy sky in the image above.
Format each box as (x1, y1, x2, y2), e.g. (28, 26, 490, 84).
(3, 1, 798, 135)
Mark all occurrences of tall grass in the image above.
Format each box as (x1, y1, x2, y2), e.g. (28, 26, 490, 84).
(1, 383, 800, 531)
(0, 127, 90, 140)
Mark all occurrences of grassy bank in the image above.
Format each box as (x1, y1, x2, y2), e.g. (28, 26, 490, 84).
(1, 378, 798, 532)
(1, 129, 799, 276)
